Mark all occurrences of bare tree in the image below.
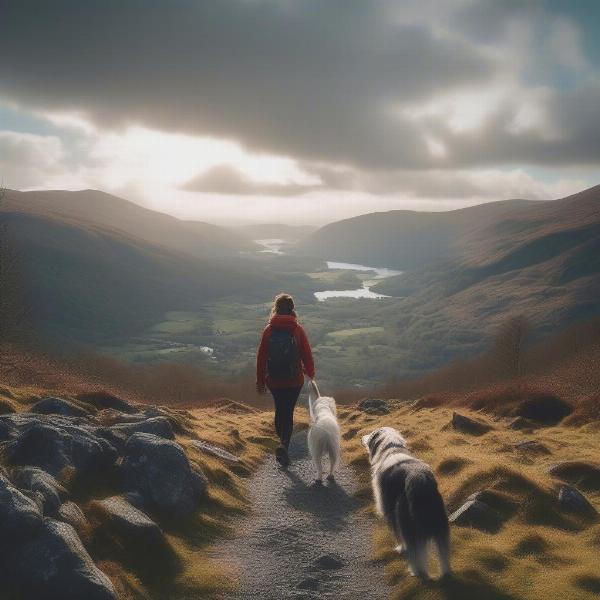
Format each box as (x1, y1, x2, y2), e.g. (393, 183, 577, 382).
(489, 315, 530, 379)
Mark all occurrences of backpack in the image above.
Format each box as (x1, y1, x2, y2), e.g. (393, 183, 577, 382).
(267, 327, 299, 379)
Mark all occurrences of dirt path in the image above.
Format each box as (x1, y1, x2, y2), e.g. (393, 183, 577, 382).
(212, 431, 389, 599)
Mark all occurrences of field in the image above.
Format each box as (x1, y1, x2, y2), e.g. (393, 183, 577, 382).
(95, 249, 413, 391)
(338, 400, 600, 600)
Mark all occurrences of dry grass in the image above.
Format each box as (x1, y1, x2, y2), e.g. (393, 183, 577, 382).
(338, 403, 600, 600)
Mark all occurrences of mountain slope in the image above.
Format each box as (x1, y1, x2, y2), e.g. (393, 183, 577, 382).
(0, 209, 278, 344)
(2, 188, 257, 258)
(293, 198, 537, 269)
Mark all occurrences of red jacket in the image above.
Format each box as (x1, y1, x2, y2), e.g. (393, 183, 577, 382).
(256, 314, 315, 389)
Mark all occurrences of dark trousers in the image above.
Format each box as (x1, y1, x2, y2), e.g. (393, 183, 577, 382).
(270, 386, 302, 448)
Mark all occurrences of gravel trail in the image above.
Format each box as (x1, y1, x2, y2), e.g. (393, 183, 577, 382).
(212, 431, 389, 599)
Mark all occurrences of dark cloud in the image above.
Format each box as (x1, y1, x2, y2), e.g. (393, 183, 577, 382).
(181, 165, 321, 196)
(1, 0, 598, 180)
(0, 0, 493, 169)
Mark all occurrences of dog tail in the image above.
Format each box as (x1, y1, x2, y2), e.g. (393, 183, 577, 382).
(405, 470, 450, 576)
(308, 379, 320, 421)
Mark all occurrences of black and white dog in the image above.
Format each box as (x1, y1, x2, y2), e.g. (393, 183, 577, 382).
(362, 427, 450, 578)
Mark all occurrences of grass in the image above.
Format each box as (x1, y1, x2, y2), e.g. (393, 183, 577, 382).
(327, 326, 386, 339)
(337, 402, 600, 600)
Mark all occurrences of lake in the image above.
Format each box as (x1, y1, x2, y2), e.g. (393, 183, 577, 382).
(314, 261, 402, 301)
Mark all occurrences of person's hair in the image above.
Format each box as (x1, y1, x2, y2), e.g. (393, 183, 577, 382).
(270, 293, 296, 318)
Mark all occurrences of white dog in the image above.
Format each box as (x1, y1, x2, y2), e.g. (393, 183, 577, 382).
(362, 427, 450, 579)
(307, 379, 341, 482)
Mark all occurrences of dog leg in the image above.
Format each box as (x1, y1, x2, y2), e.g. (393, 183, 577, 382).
(314, 456, 323, 482)
(435, 532, 451, 577)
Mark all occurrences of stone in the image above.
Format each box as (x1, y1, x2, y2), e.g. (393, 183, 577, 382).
(358, 398, 389, 415)
(58, 501, 89, 533)
(4, 420, 118, 481)
(508, 416, 536, 430)
(97, 417, 174, 450)
(30, 397, 90, 418)
(449, 499, 504, 533)
(450, 412, 492, 436)
(549, 461, 600, 492)
(94, 496, 164, 546)
(558, 485, 598, 519)
(11, 519, 117, 600)
(121, 433, 207, 515)
(192, 440, 240, 463)
(512, 440, 551, 455)
(0, 473, 43, 542)
(12, 466, 66, 515)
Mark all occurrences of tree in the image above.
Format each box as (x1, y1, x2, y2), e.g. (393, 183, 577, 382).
(489, 315, 530, 379)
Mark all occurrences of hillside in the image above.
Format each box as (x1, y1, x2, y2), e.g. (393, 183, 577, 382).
(372, 186, 600, 341)
(293, 198, 536, 269)
(0, 208, 280, 345)
(2, 189, 257, 258)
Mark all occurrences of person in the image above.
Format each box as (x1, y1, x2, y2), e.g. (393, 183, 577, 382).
(256, 293, 315, 466)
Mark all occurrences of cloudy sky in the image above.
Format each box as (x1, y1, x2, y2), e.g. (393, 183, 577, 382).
(1, 0, 599, 225)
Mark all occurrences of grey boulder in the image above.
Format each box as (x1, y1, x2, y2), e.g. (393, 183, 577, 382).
(97, 416, 174, 450)
(4, 420, 118, 481)
(11, 519, 116, 600)
(449, 498, 504, 533)
(58, 501, 89, 534)
(12, 466, 67, 515)
(121, 433, 207, 515)
(0, 473, 43, 541)
(95, 495, 164, 545)
(193, 440, 240, 463)
(449, 412, 492, 436)
(558, 485, 598, 519)
(358, 398, 389, 415)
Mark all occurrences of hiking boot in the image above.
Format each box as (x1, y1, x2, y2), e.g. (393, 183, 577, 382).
(275, 445, 290, 467)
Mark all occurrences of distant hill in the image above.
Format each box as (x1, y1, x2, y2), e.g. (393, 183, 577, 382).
(293, 198, 537, 269)
(233, 223, 317, 240)
(2, 189, 257, 258)
(0, 206, 280, 344)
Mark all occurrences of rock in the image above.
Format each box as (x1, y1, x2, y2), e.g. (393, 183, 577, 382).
(11, 519, 117, 600)
(4, 420, 118, 481)
(466, 489, 518, 517)
(12, 466, 66, 515)
(296, 577, 321, 591)
(0, 473, 43, 541)
(450, 412, 492, 436)
(76, 391, 136, 414)
(449, 499, 504, 533)
(94, 496, 164, 546)
(358, 398, 389, 415)
(0, 418, 12, 441)
(558, 485, 598, 519)
(97, 417, 175, 450)
(508, 416, 536, 430)
(58, 501, 89, 533)
(192, 440, 240, 463)
(30, 397, 90, 418)
(314, 553, 344, 570)
(514, 394, 572, 425)
(121, 433, 207, 514)
(512, 440, 551, 455)
(549, 461, 600, 492)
